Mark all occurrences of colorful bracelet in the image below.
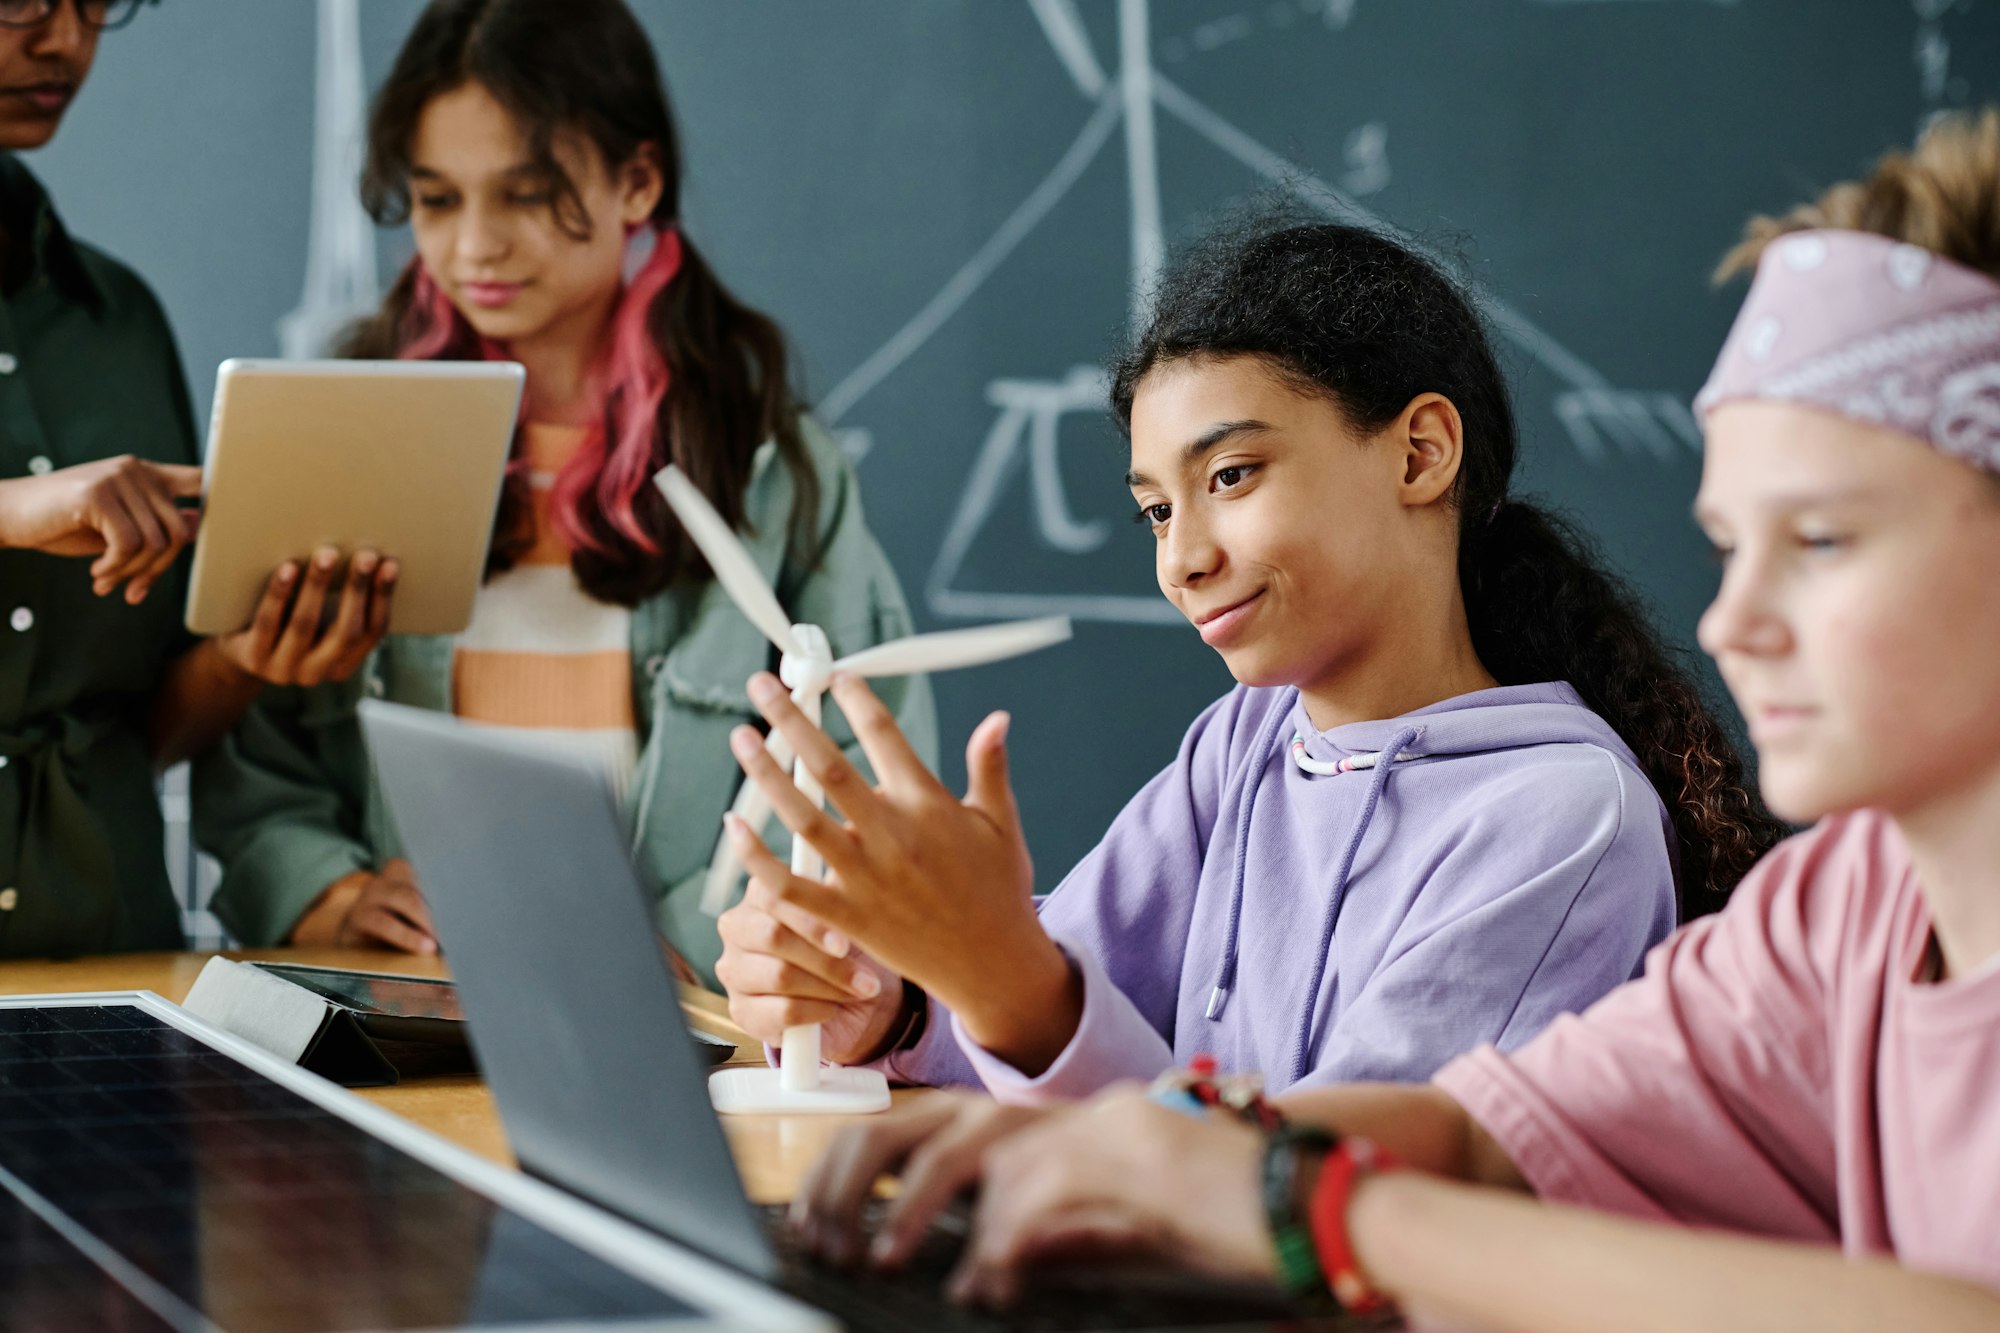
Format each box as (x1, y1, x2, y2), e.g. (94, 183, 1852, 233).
(1307, 1136, 1400, 1316)
(1145, 1059, 1393, 1312)
(1261, 1124, 1335, 1298)
(1144, 1054, 1285, 1131)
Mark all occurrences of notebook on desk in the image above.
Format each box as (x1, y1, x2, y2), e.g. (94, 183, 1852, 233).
(358, 701, 1375, 1333)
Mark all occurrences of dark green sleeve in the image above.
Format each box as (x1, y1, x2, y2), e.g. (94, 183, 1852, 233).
(190, 678, 376, 945)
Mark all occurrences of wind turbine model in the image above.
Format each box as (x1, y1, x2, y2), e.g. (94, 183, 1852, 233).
(655, 465, 1071, 1114)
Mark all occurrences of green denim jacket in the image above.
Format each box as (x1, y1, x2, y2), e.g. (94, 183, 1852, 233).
(190, 418, 937, 983)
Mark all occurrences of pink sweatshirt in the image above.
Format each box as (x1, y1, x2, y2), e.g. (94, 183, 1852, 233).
(1435, 811, 2000, 1289)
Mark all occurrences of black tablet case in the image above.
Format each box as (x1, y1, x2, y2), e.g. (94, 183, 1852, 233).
(182, 957, 476, 1087)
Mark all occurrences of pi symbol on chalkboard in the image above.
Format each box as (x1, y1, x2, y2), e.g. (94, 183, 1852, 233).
(926, 366, 1183, 627)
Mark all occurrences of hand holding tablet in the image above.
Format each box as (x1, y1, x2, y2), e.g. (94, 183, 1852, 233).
(0, 455, 394, 683)
(0, 450, 399, 692)
(213, 544, 399, 689)
(186, 358, 525, 639)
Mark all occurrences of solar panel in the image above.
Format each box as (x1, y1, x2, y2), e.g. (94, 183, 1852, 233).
(0, 995, 813, 1332)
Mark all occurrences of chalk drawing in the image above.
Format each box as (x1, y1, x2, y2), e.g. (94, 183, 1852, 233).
(1166, 0, 1734, 59)
(1914, 0, 1976, 131)
(814, 89, 1123, 425)
(1120, 0, 1166, 325)
(929, 365, 1183, 626)
(1341, 121, 1391, 196)
(1145, 71, 1692, 461)
(815, 0, 1711, 625)
(1028, 0, 1108, 96)
(278, 0, 377, 360)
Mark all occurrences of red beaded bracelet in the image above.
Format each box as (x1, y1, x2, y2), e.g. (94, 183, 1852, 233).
(1308, 1136, 1399, 1315)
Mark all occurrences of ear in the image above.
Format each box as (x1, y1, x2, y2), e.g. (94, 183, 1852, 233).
(1394, 392, 1464, 509)
(618, 142, 666, 227)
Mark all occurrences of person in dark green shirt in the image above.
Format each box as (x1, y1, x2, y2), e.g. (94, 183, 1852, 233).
(0, 0, 394, 956)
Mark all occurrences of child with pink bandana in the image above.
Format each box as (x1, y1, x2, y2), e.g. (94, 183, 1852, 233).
(786, 110, 2000, 1330)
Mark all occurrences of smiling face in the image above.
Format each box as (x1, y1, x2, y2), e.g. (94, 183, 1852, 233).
(1696, 401, 2000, 823)
(406, 80, 660, 352)
(0, 2, 96, 150)
(1125, 354, 1473, 713)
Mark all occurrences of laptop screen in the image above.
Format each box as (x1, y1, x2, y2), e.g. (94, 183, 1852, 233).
(360, 701, 777, 1281)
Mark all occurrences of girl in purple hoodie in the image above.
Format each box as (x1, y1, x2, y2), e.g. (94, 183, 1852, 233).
(795, 110, 2000, 1328)
(715, 221, 1780, 1109)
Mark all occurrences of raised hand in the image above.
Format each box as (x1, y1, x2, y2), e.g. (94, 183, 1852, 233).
(724, 670, 1083, 1075)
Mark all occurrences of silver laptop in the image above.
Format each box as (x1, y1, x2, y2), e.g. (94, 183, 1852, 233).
(358, 702, 1327, 1333)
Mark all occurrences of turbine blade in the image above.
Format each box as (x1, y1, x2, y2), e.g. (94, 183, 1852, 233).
(697, 729, 795, 916)
(833, 616, 1072, 678)
(655, 465, 799, 655)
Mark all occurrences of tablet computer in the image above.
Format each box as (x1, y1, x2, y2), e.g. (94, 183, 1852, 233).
(185, 358, 526, 636)
(251, 961, 469, 1044)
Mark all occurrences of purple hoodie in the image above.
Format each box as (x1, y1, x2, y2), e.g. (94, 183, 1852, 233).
(872, 681, 1678, 1103)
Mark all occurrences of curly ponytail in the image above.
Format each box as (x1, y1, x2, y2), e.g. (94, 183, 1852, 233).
(1462, 502, 1784, 914)
(1111, 220, 1786, 913)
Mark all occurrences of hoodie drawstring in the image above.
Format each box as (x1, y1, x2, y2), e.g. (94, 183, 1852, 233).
(1204, 694, 1297, 1022)
(1289, 732, 1422, 775)
(1284, 723, 1421, 1086)
(1205, 695, 1425, 1030)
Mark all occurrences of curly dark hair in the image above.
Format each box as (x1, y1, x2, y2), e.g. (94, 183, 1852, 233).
(1110, 220, 1787, 915)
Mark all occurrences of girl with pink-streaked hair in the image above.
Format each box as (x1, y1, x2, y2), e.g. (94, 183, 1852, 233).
(192, 0, 935, 975)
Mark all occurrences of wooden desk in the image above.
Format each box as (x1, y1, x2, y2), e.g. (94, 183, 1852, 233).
(0, 948, 904, 1204)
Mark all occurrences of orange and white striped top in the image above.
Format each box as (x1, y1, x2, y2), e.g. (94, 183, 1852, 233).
(452, 422, 641, 794)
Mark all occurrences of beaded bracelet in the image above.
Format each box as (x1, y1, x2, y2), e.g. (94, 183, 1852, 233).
(1308, 1136, 1400, 1315)
(1144, 1059, 1395, 1313)
(1147, 1060, 1331, 1302)
(1261, 1124, 1335, 1298)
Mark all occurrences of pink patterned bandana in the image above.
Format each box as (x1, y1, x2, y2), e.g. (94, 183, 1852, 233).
(1695, 229, 2000, 472)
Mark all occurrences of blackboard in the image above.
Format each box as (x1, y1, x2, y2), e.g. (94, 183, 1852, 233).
(39, 1, 2000, 896)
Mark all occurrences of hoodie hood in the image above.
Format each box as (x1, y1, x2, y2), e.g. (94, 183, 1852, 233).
(1294, 681, 1645, 772)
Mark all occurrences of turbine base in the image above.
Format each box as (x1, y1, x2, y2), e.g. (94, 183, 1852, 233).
(709, 1065, 892, 1116)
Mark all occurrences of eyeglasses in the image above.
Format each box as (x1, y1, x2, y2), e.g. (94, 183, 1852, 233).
(0, 0, 155, 31)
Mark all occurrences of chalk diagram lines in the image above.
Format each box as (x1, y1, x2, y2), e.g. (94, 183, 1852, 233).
(280, 0, 377, 360)
(819, 0, 1702, 628)
(1914, 0, 1980, 131)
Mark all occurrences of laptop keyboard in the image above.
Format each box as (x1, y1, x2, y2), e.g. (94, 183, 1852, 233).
(760, 1203, 1382, 1332)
